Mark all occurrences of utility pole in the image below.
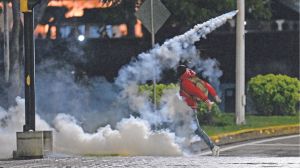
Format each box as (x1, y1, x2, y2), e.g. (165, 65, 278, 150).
(136, 0, 170, 109)
(21, 0, 41, 131)
(14, 0, 52, 159)
(150, 0, 157, 109)
(235, 0, 246, 125)
(3, 0, 10, 82)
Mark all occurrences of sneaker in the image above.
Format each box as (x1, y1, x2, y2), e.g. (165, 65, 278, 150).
(212, 145, 220, 156)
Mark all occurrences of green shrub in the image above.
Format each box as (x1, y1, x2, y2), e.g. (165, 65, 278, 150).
(248, 74, 300, 115)
(196, 101, 223, 125)
(139, 83, 223, 125)
(139, 83, 177, 105)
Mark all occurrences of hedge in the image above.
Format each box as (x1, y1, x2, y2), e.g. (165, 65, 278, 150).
(248, 74, 300, 115)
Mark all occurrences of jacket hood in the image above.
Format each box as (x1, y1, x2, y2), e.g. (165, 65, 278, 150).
(180, 69, 196, 80)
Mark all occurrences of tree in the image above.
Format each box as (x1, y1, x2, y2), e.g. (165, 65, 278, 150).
(161, 0, 272, 28)
(3, 0, 23, 106)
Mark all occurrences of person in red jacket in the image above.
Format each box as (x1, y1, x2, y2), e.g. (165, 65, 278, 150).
(177, 64, 222, 156)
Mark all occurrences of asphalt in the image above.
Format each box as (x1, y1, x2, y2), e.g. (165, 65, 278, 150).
(0, 156, 299, 168)
(200, 134, 300, 157)
(0, 134, 299, 168)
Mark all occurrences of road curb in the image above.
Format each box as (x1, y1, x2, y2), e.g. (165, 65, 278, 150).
(210, 124, 300, 145)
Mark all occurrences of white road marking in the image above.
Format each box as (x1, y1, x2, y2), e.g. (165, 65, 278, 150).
(198, 134, 300, 156)
(249, 143, 300, 147)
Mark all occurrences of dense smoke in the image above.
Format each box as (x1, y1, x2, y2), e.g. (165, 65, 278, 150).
(116, 11, 237, 88)
(0, 97, 51, 158)
(0, 11, 237, 158)
(35, 59, 130, 131)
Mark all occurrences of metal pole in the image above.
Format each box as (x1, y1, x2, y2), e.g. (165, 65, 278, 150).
(3, 1, 10, 82)
(150, 0, 157, 109)
(23, 10, 36, 132)
(235, 0, 246, 125)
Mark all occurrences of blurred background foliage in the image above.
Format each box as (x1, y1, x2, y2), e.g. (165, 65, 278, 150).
(162, 0, 271, 28)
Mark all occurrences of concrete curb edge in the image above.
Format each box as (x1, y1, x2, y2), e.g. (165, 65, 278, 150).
(210, 124, 300, 145)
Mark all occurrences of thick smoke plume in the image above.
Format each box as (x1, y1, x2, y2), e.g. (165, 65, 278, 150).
(0, 97, 51, 158)
(0, 11, 237, 158)
(116, 11, 237, 88)
(0, 97, 181, 158)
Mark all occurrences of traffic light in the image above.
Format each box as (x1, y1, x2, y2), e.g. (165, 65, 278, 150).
(20, 0, 41, 12)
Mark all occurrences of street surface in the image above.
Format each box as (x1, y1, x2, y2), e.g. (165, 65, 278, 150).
(199, 134, 300, 157)
(0, 134, 299, 168)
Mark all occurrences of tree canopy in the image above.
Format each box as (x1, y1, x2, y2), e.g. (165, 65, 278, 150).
(161, 0, 272, 27)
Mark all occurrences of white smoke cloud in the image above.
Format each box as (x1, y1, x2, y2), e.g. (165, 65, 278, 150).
(35, 60, 131, 131)
(0, 97, 51, 158)
(192, 58, 223, 93)
(54, 114, 181, 156)
(0, 11, 237, 158)
(0, 98, 181, 157)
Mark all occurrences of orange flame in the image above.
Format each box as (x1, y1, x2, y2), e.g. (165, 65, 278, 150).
(34, 24, 49, 38)
(34, 0, 143, 39)
(50, 26, 57, 39)
(119, 24, 128, 36)
(0, 2, 12, 11)
(48, 0, 116, 18)
(49, 17, 55, 22)
(135, 20, 143, 38)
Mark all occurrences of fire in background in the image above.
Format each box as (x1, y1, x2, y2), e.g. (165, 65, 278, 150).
(35, 0, 143, 39)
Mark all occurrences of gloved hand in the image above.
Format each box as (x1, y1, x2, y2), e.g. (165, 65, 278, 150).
(214, 95, 222, 103)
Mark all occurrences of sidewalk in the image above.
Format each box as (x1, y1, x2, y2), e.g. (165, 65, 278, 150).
(210, 124, 300, 145)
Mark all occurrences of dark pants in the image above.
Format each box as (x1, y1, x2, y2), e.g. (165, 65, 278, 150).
(193, 110, 215, 150)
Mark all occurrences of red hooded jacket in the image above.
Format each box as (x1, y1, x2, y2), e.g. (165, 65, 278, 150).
(179, 69, 217, 109)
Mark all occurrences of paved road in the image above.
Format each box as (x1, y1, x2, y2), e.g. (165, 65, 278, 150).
(1, 156, 299, 168)
(0, 134, 299, 168)
(200, 134, 300, 157)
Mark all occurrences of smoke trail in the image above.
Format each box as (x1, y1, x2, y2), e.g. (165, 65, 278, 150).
(0, 11, 237, 158)
(116, 11, 237, 88)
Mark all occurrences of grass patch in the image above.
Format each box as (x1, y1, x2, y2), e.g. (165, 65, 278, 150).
(203, 113, 300, 136)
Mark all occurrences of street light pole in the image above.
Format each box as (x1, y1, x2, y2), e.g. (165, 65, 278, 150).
(236, 0, 246, 125)
(24, 10, 35, 131)
(135, 0, 170, 110)
(14, 1, 53, 159)
(150, 0, 157, 109)
(3, 0, 10, 83)
(21, 0, 41, 132)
